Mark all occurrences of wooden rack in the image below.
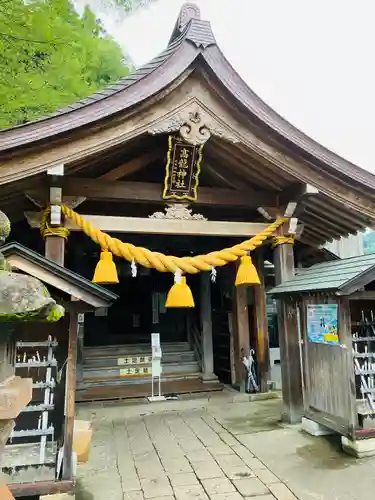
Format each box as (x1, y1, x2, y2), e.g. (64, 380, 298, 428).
(352, 312, 375, 416)
(9, 337, 58, 464)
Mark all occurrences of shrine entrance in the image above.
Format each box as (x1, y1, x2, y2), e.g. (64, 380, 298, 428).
(79, 269, 205, 402)
(67, 232, 243, 402)
(83, 270, 193, 347)
(1, 2, 373, 422)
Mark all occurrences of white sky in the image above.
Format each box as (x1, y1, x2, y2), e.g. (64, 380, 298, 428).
(89, 0, 375, 174)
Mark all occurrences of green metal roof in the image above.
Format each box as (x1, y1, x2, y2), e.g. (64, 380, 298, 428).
(268, 253, 375, 295)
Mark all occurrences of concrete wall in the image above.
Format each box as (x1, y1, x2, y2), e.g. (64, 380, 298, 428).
(325, 232, 365, 258)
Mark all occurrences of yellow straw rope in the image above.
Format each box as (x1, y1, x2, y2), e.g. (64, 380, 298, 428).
(271, 235, 295, 247)
(54, 205, 288, 275)
(40, 209, 70, 240)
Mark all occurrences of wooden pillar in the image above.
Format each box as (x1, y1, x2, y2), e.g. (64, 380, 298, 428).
(45, 235, 65, 265)
(253, 250, 270, 392)
(200, 273, 216, 382)
(273, 229, 304, 423)
(62, 311, 78, 480)
(45, 167, 65, 265)
(232, 263, 250, 390)
(76, 313, 85, 386)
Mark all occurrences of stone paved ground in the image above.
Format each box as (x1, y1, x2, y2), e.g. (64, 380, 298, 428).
(75, 393, 295, 500)
(75, 392, 375, 500)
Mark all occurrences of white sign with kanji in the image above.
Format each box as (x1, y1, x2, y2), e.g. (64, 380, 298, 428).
(117, 356, 152, 366)
(120, 366, 152, 377)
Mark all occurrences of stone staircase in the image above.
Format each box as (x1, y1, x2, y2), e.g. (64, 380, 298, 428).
(76, 342, 221, 401)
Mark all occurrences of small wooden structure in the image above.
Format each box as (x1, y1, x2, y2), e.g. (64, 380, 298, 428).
(270, 255, 375, 451)
(0, 242, 116, 498)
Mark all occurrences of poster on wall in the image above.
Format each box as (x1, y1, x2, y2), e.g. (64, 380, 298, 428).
(306, 304, 339, 345)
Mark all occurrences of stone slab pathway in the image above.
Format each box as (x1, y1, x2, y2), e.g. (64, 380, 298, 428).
(76, 395, 296, 500)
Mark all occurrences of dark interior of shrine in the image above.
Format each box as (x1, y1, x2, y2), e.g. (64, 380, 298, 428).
(8, 216, 338, 356)
(66, 232, 253, 349)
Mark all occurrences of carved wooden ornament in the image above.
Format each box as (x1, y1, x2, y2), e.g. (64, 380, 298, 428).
(148, 104, 239, 146)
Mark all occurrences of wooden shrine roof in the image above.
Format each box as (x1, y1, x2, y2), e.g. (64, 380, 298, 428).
(0, 1, 373, 192)
(0, 242, 118, 307)
(1, 3, 375, 248)
(269, 253, 375, 296)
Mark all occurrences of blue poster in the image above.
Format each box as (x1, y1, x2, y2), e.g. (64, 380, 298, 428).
(306, 304, 339, 345)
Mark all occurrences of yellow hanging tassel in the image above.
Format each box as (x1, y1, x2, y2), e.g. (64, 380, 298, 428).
(235, 255, 260, 286)
(165, 275, 195, 308)
(92, 251, 119, 285)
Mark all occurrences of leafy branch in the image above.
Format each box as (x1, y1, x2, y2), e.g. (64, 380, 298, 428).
(0, 0, 131, 129)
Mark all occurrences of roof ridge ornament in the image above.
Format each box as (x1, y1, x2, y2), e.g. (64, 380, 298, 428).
(180, 111, 210, 145)
(178, 3, 201, 30)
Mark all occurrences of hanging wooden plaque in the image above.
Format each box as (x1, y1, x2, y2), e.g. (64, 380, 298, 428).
(162, 135, 203, 202)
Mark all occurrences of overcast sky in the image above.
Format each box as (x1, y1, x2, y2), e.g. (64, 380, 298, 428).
(79, 0, 375, 174)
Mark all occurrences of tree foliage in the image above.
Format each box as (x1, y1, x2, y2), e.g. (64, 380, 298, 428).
(0, 0, 131, 129)
(114, 0, 159, 10)
(75, 0, 159, 15)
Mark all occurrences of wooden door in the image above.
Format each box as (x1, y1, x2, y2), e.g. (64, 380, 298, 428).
(301, 296, 356, 438)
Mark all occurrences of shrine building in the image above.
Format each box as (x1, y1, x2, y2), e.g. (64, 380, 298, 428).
(1, 2, 375, 428)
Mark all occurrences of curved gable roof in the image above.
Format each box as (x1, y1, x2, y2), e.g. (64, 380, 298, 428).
(1, 2, 375, 193)
(0, 15, 212, 152)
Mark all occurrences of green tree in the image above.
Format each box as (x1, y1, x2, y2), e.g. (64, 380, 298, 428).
(0, 0, 130, 129)
(73, 0, 160, 25)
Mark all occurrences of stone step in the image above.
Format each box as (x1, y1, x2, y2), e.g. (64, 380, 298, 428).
(79, 370, 202, 389)
(83, 360, 200, 380)
(76, 378, 222, 402)
(84, 349, 196, 367)
(84, 342, 191, 358)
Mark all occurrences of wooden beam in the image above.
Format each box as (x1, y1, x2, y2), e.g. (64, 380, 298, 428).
(307, 196, 369, 230)
(302, 213, 348, 240)
(100, 152, 158, 181)
(209, 139, 286, 189)
(348, 291, 375, 300)
(25, 153, 160, 209)
(62, 311, 78, 480)
(9, 480, 73, 497)
(26, 212, 270, 237)
(273, 225, 304, 423)
(58, 178, 278, 208)
(303, 207, 354, 235)
(253, 250, 270, 392)
(278, 182, 319, 207)
(204, 162, 251, 190)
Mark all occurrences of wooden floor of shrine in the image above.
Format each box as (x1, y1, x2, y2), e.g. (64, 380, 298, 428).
(76, 378, 222, 403)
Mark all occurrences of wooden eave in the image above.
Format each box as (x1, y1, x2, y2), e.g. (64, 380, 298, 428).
(0, 241, 118, 308)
